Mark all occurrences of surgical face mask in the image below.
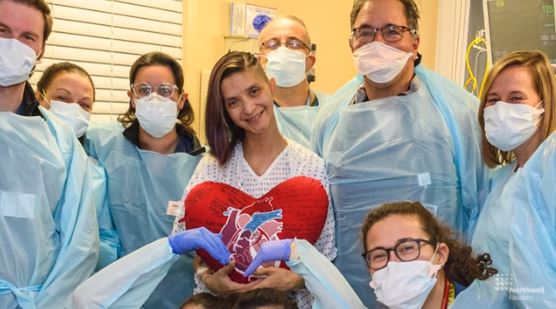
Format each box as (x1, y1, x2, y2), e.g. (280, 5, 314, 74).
(484, 101, 544, 151)
(135, 93, 178, 138)
(0, 38, 38, 87)
(265, 46, 307, 88)
(353, 41, 414, 84)
(49, 100, 91, 138)
(369, 253, 442, 309)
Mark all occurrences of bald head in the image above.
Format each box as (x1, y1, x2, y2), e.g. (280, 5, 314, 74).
(259, 15, 311, 49)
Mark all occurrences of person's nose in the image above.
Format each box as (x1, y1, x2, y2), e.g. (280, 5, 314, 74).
(373, 30, 386, 43)
(242, 98, 257, 116)
(388, 249, 401, 262)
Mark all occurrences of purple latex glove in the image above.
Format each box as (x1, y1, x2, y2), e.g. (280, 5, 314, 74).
(168, 227, 231, 265)
(243, 239, 293, 277)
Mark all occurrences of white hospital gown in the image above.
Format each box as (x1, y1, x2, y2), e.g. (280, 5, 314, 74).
(173, 139, 336, 309)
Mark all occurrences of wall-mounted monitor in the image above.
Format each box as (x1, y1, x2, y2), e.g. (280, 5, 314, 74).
(483, 0, 556, 69)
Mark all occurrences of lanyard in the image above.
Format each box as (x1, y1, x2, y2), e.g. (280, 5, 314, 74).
(440, 276, 451, 309)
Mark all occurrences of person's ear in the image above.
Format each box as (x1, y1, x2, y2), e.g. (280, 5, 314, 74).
(412, 35, 420, 56)
(436, 242, 449, 265)
(258, 53, 268, 68)
(127, 90, 136, 109)
(177, 92, 188, 110)
(306, 53, 316, 73)
(269, 78, 277, 94)
(35, 90, 49, 108)
(37, 42, 45, 60)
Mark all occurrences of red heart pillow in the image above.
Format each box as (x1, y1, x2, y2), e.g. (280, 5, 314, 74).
(183, 176, 328, 283)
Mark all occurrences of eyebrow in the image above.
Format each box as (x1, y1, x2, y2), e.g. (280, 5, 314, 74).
(53, 88, 72, 96)
(369, 237, 418, 250)
(22, 31, 40, 40)
(487, 90, 526, 97)
(0, 22, 40, 39)
(243, 82, 262, 93)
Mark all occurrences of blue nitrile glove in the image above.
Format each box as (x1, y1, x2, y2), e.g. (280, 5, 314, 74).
(168, 227, 231, 265)
(244, 239, 293, 277)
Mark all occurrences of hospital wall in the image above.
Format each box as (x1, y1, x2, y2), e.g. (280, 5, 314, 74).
(182, 0, 439, 137)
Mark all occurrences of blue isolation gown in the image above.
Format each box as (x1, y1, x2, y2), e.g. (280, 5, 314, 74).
(85, 122, 203, 309)
(70, 237, 359, 309)
(287, 240, 366, 309)
(87, 157, 119, 270)
(453, 163, 516, 308)
(311, 66, 487, 308)
(71, 238, 179, 309)
(274, 91, 328, 148)
(508, 132, 556, 308)
(454, 133, 556, 308)
(0, 108, 99, 309)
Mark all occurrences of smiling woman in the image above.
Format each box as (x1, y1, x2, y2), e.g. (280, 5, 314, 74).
(172, 52, 336, 309)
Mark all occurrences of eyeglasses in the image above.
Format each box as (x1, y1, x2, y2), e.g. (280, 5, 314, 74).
(131, 83, 179, 98)
(362, 238, 436, 270)
(352, 24, 417, 44)
(260, 37, 310, 51)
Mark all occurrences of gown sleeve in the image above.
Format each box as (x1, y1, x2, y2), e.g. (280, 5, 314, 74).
(287, 239, 367, 309)
(71, 238, 179, 309)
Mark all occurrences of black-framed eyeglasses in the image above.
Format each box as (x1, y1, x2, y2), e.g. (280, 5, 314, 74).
(260, 37, 310, 51)
(131, 83, 179, 99)
(352, 24, 417, 43)
(362, 238, 436, 270)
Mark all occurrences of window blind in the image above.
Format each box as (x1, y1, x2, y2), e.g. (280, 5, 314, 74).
(30, 0, 183, 123)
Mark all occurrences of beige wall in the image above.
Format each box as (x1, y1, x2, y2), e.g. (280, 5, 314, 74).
(183, 0, 439, 136)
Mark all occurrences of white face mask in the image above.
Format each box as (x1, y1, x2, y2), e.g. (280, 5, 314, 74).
(265, 46, 307, 88)
(49, 100, 91, 138)
(369, 253, 442, 309)
(135, 93, 178, 138)
(353, 41, 414, 84)
(484, 101, 544, 151)
(0, 38, 38, 87)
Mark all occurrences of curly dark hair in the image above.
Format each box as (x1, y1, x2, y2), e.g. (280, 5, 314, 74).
(361, 201, 497, 286)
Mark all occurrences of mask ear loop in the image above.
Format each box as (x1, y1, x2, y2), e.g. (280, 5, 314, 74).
(39, 92, 52, 109)
(428, 243, 443, 277)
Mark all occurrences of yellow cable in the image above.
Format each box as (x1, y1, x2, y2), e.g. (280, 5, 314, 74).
(476, 38, 489, 98)
(465, 37, 479, 93)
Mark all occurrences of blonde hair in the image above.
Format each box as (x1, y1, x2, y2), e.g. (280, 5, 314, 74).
(478, 50, 556, 168)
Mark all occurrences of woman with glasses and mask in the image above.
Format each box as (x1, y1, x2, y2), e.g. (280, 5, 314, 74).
(243, 201, 497, 309)
(35, 62, 119, 271)
(72, 51, 334, 309)
(461, 50, 556, 307)
(84, 51, 205, 308)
